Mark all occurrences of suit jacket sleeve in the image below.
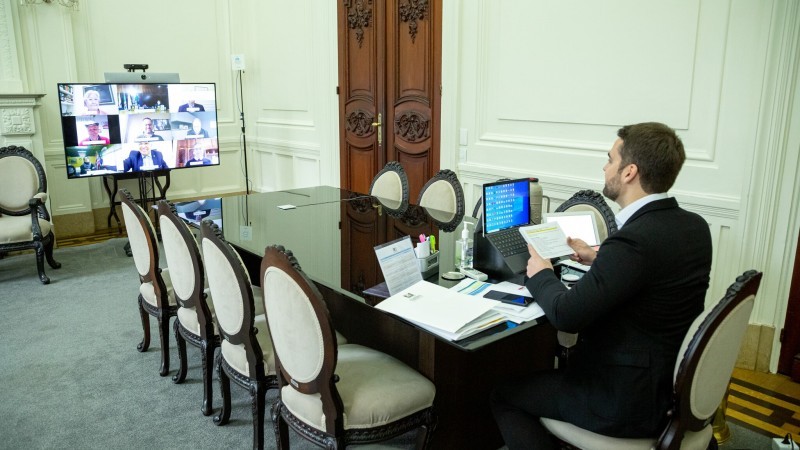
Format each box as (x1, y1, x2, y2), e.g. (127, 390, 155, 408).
(526, 231, 649, 333)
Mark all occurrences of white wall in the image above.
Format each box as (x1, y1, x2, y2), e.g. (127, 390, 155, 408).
(10, 0, 339, 217)
(442, 0, 800, 370)
(8, 0, 800, 370)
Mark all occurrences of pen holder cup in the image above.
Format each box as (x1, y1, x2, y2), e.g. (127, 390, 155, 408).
(417, 251, 440, 279)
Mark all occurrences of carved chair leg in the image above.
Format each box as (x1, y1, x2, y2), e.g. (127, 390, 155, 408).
(273, 402, 290, 450)
(172, 321, 188, 384)
(214, 356, 232, 426)
(137, 296, 150, 352)
(200, 341, 214, 416)
(157, 313, 171, 376)
(34, 241, 50, 284)
(416, 409, 437, 450)
(44, 234, 61, 269)
(252, 380, 267, 450)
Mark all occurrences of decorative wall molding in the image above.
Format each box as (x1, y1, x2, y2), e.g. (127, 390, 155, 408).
(0, 107, 34, 135)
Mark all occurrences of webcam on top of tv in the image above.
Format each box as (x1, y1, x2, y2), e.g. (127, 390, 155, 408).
(124, 64, 149, 73)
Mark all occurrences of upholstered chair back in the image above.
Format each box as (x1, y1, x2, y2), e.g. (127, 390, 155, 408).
(662, 270, 761, 447)
(0, 147, 42, 213)
(119, 189, 161, 283)
(159, 204, 201, 307)
(201, 220, 265, 378)
(261, 245, 339, 431)
(555, 190, 617, 242)
(370, 161, 409, 214)
(418, 169, 465, 232)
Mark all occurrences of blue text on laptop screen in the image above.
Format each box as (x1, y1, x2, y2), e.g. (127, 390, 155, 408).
(484, 179, 530, 234)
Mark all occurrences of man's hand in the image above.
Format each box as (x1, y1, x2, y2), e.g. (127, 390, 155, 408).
(567, 237, 597, 265)
(526, 244, 553, 277)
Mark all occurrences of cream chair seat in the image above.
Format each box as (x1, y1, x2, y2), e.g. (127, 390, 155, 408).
(0, 145, 61, 284)
(261, 245, 437, 449)
(120, 188, 177, 377)
(540, 270, 763, 450)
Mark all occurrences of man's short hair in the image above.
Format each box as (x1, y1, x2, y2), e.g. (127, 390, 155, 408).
(617, 122, 685, 193)
(85, 122, 99, 127)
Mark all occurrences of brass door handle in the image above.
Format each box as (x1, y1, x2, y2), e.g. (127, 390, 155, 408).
(371, 113, 382, 145)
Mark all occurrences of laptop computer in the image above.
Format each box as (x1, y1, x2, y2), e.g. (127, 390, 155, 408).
(542, 211, 601, 247)
(481, 178, 531, 274)
(542, 211, 601, 272)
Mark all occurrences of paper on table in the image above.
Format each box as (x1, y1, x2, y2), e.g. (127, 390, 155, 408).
(374, 236, 423, 296)
(375, 280, 504, 340)
(450, 279, 546, 324)
(519, 222, 573, 259)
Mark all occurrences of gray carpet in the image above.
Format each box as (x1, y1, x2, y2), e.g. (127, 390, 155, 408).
(0, 239, 416, 449)
(0, 240, 773, 449)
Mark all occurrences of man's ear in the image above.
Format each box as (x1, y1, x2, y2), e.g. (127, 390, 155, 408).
(621, 163, 639, 183)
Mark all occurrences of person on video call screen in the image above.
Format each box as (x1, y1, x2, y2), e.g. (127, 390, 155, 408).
(124, 141, 169, 172)
(136, 117, 164, 142)
(80, 122, 110, 145)
(178, 99, 205, 112)
(185, 144, 211, 166)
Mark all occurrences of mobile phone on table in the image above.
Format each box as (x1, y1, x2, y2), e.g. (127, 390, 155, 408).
(484, 290, 534, 306)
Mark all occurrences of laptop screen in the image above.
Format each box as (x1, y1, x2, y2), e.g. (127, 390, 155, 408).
(482, 178, 530, 234)
(542, 211, 601, 247)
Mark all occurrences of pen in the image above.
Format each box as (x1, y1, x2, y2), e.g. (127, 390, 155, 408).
(430, 235, 436, 253)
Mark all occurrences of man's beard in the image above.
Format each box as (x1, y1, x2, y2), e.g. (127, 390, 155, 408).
(603, 174, 620, 201)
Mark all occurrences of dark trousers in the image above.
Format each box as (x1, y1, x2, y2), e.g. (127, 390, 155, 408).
(490, 370, 566, 450)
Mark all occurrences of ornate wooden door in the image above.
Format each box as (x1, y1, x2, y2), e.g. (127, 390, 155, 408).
(338, 0, 442, 200)
(338, 0, 442, 297)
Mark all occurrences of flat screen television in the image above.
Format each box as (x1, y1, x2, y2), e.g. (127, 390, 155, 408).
(57, 82, 219, 178)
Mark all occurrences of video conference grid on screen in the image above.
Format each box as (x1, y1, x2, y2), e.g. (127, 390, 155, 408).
(57, 82, 219, 179)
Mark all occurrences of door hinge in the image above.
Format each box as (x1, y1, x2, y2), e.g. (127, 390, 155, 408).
(440, 84, 442, 96)
(336, 86, 340, 95)
(780, 328, 785, 342)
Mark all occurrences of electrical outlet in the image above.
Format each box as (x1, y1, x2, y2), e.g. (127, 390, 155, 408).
(240, 225, 252, 242)
(772, 436, 799, 450)
(231, 54, 246, 71)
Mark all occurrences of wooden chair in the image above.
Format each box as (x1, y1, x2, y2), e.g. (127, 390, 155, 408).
(157, 200, 219, 416)
(119, 188, 177, 376)
(261, 245, 437, 449)
(200, 220, 276, 450)
(369, 161, 409, 216)
(540, 270, 763, 450)
(0, 145, 61, 284)
(417, 169, 465, 232)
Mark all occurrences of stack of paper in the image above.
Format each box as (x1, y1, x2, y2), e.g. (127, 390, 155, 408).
(375, 280, 506, 341)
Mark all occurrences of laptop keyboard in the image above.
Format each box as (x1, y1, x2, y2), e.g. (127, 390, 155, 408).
(487, 228, 528, 257)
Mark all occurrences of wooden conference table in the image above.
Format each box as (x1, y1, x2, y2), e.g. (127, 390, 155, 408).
(215, 186, 558, 449)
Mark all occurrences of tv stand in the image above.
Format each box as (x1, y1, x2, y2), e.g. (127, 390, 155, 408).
(103, 170, 171, 232)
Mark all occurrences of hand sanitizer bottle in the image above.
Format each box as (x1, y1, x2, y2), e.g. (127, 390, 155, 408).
(456, 222, 474, 269)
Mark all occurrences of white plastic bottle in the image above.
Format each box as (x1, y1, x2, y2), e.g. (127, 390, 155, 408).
(455, 222, 474, 269)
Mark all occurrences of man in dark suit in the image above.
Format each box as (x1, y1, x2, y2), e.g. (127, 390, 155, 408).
(491, 122, 713, 449)
(178, 100, 205, 112)
(123, 141, 169, 172)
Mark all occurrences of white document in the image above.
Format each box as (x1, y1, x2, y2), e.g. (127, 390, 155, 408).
(376, 280, 504, 341)
(374, 236, 423, 296)
(519, 222, 573, 259)
(451, 279, 545, 324)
